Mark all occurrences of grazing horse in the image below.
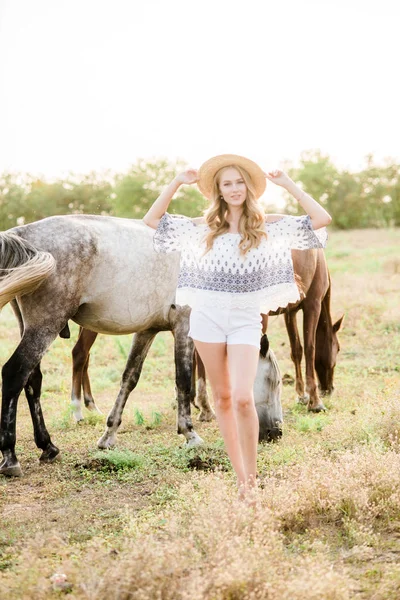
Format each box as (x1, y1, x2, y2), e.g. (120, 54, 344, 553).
(264, 248, 344, 412)
(255, 334, 283, 441)
(0, 215, 283, 477)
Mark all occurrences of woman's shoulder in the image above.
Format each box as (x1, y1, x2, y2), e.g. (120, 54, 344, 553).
(191, 216, 206, 225)
(264, 213, 287, 224)
(163, 213, 206, 230)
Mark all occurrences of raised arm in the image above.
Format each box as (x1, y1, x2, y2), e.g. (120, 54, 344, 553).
(265, 170, 332, 230)
(142, 169, 199, 229)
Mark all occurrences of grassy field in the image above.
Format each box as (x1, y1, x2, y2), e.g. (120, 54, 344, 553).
(0, 228, 399, 599)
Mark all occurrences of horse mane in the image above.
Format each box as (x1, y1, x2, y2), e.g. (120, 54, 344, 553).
(267, 347, 282, 389)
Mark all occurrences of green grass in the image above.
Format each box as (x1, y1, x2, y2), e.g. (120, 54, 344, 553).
(293, 414, 329, 433)
(91, 448, 146, 471)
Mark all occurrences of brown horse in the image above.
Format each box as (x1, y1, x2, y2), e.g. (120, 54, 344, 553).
(263, 248, 344, 412)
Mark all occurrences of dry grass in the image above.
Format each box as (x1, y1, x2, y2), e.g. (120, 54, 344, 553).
(1, 476, 355, 600)
(0, 227, 400, 599)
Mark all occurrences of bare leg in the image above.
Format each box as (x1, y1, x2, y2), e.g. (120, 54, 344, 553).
(227, 344, 260, 487)
(193, 341, 247, 486)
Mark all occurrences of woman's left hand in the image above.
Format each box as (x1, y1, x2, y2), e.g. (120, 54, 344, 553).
(265, 170, 292, 189)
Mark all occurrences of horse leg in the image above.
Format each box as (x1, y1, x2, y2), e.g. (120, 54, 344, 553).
(9, 301, 59, 465)
(97, 330, 157, 449)
(24, 363, 60, 462)
(303, 301, 326, 412)
(71, 328, 99, 421)
(0, 329, 59, 477)
(82, 351, 102, 414)
(172, 315, 204, 447)
(190, 350, 199, 410)
(284, 310, 308, 404)
(194, 350, 215, 422)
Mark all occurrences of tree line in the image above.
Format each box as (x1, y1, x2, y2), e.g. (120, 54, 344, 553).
(284, 151, 400, 229)
(0, 152, 399, 230)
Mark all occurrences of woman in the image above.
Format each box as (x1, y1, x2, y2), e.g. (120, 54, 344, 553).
(143, 154, 331, 497)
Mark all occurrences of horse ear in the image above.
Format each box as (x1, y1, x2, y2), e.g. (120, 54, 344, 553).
(333, 314, 345, 333)
(260, 334, 269, 358)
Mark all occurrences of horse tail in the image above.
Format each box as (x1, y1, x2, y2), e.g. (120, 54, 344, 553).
(0, 232, 56, 310)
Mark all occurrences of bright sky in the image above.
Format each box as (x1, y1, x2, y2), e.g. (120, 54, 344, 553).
(1, 0, 399, 189)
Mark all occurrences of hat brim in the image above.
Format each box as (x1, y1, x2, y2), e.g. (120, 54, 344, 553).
(197, 154, 266, 200)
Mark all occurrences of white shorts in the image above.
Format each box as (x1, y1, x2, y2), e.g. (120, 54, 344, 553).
(189, 305, 262, 348)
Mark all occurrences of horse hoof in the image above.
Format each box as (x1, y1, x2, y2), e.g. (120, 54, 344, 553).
(308, 404, 326, 413)
(97, 434, 116, 449)
(0, 459, 23, 477)
(186, 433, 204, 448)
(198, 410, 215, 422)
(85, 402, 103, 415)
(40, 443, 60, 463)
(297, 394, 310, 405)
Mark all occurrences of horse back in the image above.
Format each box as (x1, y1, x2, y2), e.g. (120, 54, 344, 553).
(10, 215, 180, 333)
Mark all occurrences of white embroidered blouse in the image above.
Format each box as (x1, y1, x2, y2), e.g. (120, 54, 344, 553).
(153, 213, 327, 313)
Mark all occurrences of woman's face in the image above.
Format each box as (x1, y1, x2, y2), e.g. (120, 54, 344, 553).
(218, 167, 247, 208)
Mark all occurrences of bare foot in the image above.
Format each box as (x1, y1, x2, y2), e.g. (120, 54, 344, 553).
(237, 477, 258, 507)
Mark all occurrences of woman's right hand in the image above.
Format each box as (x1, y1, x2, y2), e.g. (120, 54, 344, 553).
(175, 169, 199, 185)
(143, 169, 199, 228)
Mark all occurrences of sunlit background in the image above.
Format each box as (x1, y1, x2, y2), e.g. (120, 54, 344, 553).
(1, 0, 399, 207)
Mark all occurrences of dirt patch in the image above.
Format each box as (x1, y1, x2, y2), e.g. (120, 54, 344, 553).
(187, 454, 229, 472)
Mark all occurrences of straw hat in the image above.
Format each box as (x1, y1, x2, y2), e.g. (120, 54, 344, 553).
(197, 154, 266, 199)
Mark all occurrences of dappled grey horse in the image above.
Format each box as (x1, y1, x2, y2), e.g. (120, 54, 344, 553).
(0, 215, 283, 477)
(254, 334, 282, 441)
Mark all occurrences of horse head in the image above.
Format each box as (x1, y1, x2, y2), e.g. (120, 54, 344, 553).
(254, 334, 283, 442)
(315, 314, 344, 396)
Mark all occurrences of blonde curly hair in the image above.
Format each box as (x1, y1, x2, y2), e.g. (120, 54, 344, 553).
(203, 165, 267, 256)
